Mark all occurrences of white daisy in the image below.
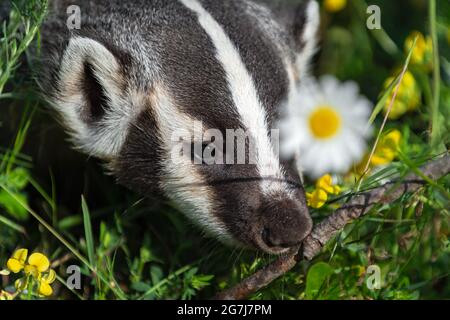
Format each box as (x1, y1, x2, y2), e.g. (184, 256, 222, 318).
(280, 75, 373, 178)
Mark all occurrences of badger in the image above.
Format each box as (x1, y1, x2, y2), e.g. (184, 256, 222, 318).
(35, 0, 320, 254)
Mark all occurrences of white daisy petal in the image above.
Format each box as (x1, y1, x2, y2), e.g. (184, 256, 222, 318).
(320, 75, 340, 98)
(279, 74, 373, 178)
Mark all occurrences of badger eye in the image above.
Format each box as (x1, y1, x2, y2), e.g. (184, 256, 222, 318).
(206, 145, 216, 158)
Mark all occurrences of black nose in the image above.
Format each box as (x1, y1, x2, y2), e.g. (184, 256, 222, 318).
(262, 220, 311, 248)
(260, 199, 313, 249)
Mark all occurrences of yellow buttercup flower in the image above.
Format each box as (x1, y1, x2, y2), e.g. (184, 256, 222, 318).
(6, 248, 55, 297)
(6, 248, 28, 273)
(306, 188, 328, 209)
(8, 249, 50, 278)
(0, 290, 13, 300)
(307, 174, 342, 208)
(383, 71, 421, 119)
(38, 269, 56, 297)
(324, 0, 347, 12)
(404, 31, 433, 67)
(24, 253, 50, 278)
(316, 174, 341, 195)
(384, 97, 408, 120)
(371, 130, 402, 166)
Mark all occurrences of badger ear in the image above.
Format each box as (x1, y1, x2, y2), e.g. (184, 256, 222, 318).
(291, 0, 320, 79)
(52, 37, 137, 159)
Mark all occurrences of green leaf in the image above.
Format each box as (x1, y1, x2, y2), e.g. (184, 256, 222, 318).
(131, 281, 151, 293)
(0, 189, 28, 220)
(150, 265, 164, 285)
(191, 274, 214, 290)
(58, 214, 82, 230)
(305, 262, 334, 300)
(7, 167, 29, 190)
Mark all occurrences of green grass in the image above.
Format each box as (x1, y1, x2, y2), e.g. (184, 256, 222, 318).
(0, 0, 449, 300)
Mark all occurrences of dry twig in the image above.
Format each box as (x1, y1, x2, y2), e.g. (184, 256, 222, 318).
(215, 154, 450, 300)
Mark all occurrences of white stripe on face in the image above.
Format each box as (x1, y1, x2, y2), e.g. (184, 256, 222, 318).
(295, 0, 319, 80)
(149, 83, 232, 244)
(179, 0, 285, 195)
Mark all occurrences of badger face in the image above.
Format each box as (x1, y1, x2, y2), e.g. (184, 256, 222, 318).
(43, 0, 319, 254)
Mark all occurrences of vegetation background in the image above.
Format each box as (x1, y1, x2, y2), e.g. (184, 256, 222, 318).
(0, 0, 449, 300)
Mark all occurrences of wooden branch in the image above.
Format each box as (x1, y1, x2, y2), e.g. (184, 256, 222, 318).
(215, 154, 450, 300)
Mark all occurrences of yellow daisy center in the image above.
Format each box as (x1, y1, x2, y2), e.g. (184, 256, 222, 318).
(308, 105, 342, 139)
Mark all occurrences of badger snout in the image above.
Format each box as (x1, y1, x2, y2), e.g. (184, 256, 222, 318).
(255, 197, 313, 254)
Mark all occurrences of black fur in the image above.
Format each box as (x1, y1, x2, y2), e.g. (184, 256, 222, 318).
(39, 0, 317, 253)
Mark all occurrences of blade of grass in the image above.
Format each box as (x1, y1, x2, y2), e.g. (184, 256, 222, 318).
(429, 0, 441, 147)
(28, 176, 56, 218)
(81, 195, 96, 268)
(357, 36, 417, 191)
(4, 103, 35, 174)
(397, 152, 450, 199)
(352, 0, 399, 55)
(0, 147, 33, 161)
(368, 74, 401, 125)
(137, 265, 192, 300)
(55, 274, 85, 300)
(0, 213, 26, 233)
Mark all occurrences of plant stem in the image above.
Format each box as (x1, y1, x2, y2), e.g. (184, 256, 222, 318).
(429, 0, 441, 147)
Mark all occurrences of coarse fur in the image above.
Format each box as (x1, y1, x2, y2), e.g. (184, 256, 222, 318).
(37, 0, 320, 254)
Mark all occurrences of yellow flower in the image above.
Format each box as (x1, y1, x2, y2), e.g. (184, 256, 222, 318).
(24, 253, 50, 278)
(404, 31, 433, 68)
(383, 71, 421, 119)
(307, 174, 342, 208)
(316, 174, 341, 195)
(306, 189, 328, 209)
(14, 278, 28, 291)
(5, 248, 56, 298)
(7, 249, 50, 276)
(38, 269, 56, 297)
(6, 248, 28, 273)
(324, 0, 347, 12)
(7, 249, 50, 278)
(371, 130, 402, 166)
(384, 98, 408, 120)
(0, 290, 14, 300)
(355, 265, 366, 277)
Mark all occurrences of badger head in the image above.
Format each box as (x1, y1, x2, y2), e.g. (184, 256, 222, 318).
(42, 0, 320, 254)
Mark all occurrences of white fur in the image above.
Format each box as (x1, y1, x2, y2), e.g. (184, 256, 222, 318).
(244, 1, 299, 106)
(56, 37, 231, 242)
(54, 37, 142, 158)
(179, 0, 287, 196)
(278, 0, 320, 175)
(244, 1, 290, 58)
(149, 84, 233, 244)
(294, 0, 320, 79)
